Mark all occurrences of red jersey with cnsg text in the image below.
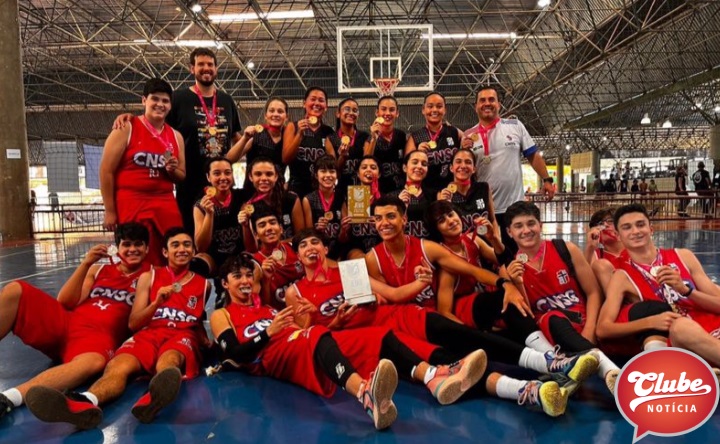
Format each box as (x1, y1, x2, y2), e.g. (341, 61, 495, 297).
(616, 248, 720, 335)
(71, 263, 149, 337)
(293, 267, 376, 329)
(114, 116, 180, 196)
(523, 240, 587, 321)
(442, 235, 487, 297)
(253, 242, 304, 309)
(225, 302, 276, 375)
(147, 267, 207, 330)
(371, 236, 436, 308)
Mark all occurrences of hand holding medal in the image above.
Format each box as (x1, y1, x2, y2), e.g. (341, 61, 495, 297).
(107, 244, 119, 265)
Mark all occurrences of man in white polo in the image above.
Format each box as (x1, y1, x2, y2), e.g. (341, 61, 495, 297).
(462, 86, 553, 252)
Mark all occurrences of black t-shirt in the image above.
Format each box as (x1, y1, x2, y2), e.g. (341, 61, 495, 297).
(193, 189, 245, 268)
(675, 173, 687, 192)
(167, 87, 242, 205)
(246, 129, 284, 178)
(449, 182, 493, 231)
(305, 189, 346, 259)
(374, 129, 406, 193)
(693, 169, 711, 191)
(388, 187, 437, 238)
(410, 124, 461, 189)
(619, 179, 628, 192)
(287, 122, 335, 198)
(328, 130, 370, 192)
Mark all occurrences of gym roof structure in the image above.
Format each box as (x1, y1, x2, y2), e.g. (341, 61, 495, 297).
(19, 0, 720, 158)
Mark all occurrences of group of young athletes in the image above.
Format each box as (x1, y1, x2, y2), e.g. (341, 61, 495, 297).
(1, 47, 720, 432)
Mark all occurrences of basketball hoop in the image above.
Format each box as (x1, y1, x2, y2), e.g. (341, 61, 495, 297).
(373, 78, 400, 97)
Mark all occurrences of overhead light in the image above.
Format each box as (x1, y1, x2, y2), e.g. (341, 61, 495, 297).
(246, 61, 255, 69)
(715, 106, 720, 113)
(565, 144, 571, 150)
(539, 151, 544, 156)
(538, 0, 551, 7)
(135, 39, 224, 48)
(662, 118, 672, 128)
(695, 102, 703, 109)
(602, 136, 608, 141)
(423, 32, 519, 40)
(189, 2, 202, 13)
(209, 9, 314, 23)
(640, 113, 651, 125)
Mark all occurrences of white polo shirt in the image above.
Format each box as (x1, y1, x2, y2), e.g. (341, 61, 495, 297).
(467, 118, 537, 214)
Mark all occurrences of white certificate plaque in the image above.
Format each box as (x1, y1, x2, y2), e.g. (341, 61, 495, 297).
(338, 259, 376, 305)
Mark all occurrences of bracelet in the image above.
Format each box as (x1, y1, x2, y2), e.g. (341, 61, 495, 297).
(679, 284, 694, 297)
(495, 277, 509, 289)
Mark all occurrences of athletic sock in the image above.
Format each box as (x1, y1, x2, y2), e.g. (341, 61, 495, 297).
(494, 376, 527, 401)
(423, 366, 438, 385)
(644, 340, 667, 351)
(524, 331, 553, 352)
(519, 347, 550, 374)
(2, 388, 22, 407)
(81, 391, 99, 406)
(596, 350, 620, 377)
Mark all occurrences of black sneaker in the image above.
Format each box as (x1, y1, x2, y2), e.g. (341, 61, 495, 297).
(25, 387, 102, 429)
(131, 367, 182, 424)
(0, 393, 13, 419)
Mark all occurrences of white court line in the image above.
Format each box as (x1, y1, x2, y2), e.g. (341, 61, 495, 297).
(0, 249, 34, 259)
(0, 265, 75, 285)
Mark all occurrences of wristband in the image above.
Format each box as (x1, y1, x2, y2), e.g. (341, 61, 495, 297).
(495, 277, 509, 289)
(542, 177, 554, 184)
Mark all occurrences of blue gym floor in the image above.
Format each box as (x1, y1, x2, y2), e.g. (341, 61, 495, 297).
(1, 226, 719, 443)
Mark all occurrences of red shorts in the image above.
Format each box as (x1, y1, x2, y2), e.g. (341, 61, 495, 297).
(12, 281, 122, 363)
(115, 327, 202, 379)
(598, 303, 643, 356)
(537, 309, 584, 346)
(116, 192, 182, 266)
(454, 294, 479, 329)
(373, 304, 436, 360)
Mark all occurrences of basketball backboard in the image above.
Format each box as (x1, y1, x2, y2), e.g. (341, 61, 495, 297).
(336, 24, 434, 95)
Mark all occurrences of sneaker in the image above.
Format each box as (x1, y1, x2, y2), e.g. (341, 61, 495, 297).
(131, 367, 182, 424)
(605, 369, 620, 395)
(545, 346, 599, 385)
(427, 349, 487, 405)
(25, 387, 102, 429)
(358, 359, 398, 430)
(517, 380, 569, 417)
(0, 393, 13, 419)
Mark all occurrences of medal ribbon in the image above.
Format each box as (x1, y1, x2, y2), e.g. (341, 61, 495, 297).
(370, 178, 381, 200)
(338, 129, 356, 148)
(425, 125, 442, 143)
(140, 116, 174, 153)
(405, 180, 423, 198)
(215, 191, 232, 208)
(319, 190, 335, 213)
(476, 118, 500, 158)
(248, 192, 268, 205)
(194, 86, 218, 128)
(455, 179, 471, 186)
(308, 260, 328, 283)
(382, 236, 412, 285)
(166, 266, 190, 286)
(629, 250, 680, 311)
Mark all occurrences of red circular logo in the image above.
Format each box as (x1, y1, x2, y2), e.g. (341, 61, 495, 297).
(615, 348, 719, 442)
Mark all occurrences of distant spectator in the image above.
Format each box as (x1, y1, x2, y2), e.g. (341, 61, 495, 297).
(604, 174, 617, 194)
(49, 192, 59, 211)
(619, 175, 628, 193)
(30, 190, 37, 213)
(648, 179, 657, 194)
(638, 178, 648, 195)
(693, 161, 712, 217)
(592, 175, 603, 194)
(675, 166, 689, 217)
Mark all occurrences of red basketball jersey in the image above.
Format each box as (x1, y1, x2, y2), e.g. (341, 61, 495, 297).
(616, 248, 720, 334)
(72, 263, 149, 337)
(147, 267, 207, 330)
(372, 236, 436, 308)
(523, 240, 587, 320)
(253, 242, 304, 308)
(114, 116, 180, 197)
(293, 267, 376, 328)
(442, 235, 487, 297)
(593, 248, 629, 269)
(225, 302, 276, 374)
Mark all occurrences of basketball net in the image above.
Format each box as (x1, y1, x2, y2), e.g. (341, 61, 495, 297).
(373, 78, 400, 97)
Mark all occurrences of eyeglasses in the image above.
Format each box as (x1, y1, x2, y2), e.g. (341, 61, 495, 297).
(341, 106, 359, 114)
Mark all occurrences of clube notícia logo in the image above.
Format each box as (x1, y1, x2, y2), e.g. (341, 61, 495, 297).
(615, 348, 719, 443)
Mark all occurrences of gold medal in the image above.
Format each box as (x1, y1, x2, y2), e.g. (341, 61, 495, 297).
(254, 124, 264, 133)
(341, 135, 350, 145)
(407, 185, 420, 196)
(172, 282, 182, 293)
(208, 126, 217, 136)
(374, 117, 385, 125)
(205, 186, 217, 197)
(483, 156, 492, 165)
(470, 133, 480, 142)
(324, 211, 334, 221)
(245, 204, 255, 215)
(271, 249, 284, 261)
(517, 253, 529, 264)
(428, 141, 437, 149)
(447, 183, 457, 193)
(308, 116, 318, 125)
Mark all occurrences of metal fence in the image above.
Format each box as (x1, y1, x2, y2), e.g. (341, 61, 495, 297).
(30, 191, 718, 236)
